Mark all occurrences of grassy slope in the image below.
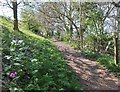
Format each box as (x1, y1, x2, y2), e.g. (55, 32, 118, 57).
(1, 17, 81, 90)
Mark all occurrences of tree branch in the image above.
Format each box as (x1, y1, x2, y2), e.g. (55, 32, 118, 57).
(17, 1, 22, 6)
(6, 0, 13, 9)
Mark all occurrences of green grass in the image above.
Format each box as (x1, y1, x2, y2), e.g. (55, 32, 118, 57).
(80, 50, 120, 77)
(1, 16, 81, 91)
(97, 55, 120, 77)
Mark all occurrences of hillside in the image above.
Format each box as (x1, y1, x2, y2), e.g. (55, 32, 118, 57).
(1, 17, 81, 90)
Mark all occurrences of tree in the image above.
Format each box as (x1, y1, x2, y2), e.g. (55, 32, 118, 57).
(5, 0, 21, 31)
(12, 0, 18, 31)
(112, 1, 120, 64)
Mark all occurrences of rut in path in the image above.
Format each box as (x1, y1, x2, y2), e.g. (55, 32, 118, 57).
(54, 41, 120, 90)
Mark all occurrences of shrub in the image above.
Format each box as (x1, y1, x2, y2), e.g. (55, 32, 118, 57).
(80, 49, 120, 77)
(97, 55, 120, 77)
(81, 50, 101, 60)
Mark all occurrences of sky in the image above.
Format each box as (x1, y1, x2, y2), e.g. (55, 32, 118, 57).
(0, 0, 23, 20)
(0, 0, 119, 19)
(0, 0, 13, 18)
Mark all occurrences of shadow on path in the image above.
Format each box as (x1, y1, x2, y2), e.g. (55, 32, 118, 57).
(53, 41, 119, 90)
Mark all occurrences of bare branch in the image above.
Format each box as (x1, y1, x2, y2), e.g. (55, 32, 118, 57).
(17, 1, 22, 6)
(103, 3, 115, 22)
(6, 0, 13, 9)
(112, 1, 120, 7)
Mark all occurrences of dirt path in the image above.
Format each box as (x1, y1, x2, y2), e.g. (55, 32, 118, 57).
(53, 41, 120, 91)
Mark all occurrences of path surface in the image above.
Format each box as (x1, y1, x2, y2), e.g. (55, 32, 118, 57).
(53, 41, 120, 91)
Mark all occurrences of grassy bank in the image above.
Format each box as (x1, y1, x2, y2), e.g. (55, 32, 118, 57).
(1, 17, 81, 91)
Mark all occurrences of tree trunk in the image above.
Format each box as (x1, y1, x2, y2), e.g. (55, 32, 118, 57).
(79, 2, 85, 50)
(114, 36, 118, 65)
(70, 24, 73, 39)
(12, 1, 19, 31)
(80, 28, 84, 49)
(114, 6, 120, 64)
(79, 2, 83, 50)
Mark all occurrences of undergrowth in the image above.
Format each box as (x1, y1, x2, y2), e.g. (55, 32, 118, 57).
(62, 38, 120, 77)
(1, 17, 81, 91)
(81, 50, 120, 77)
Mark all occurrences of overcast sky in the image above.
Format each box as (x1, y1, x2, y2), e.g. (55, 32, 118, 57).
(0, 0, 119, 19)
(0, 0, 23, 20)
(0, 0, 12, 18)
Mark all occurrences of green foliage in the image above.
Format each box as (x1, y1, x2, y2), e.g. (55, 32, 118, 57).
(21, 9, 41, 34)
(97, 55, 120, 77)
(81, 49, 101, 60)
(59, 32, 71, 42)
(2, 18, 81, 90)
(81, 49, 120, 77)
(70, 43, 80, 50)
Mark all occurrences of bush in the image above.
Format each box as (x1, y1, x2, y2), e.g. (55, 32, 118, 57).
(97, 55, 120, 77)
(81, 49, 120, 77)
(81, 50, 101, 60)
